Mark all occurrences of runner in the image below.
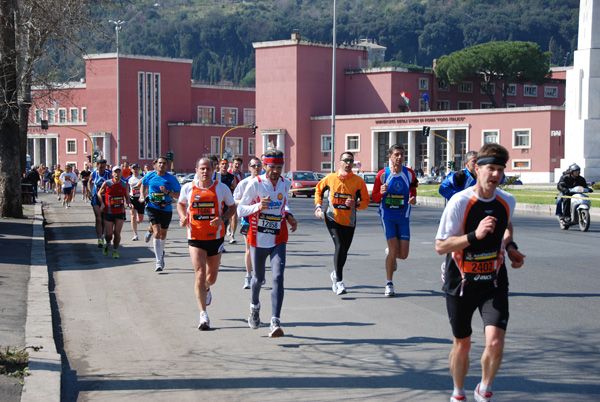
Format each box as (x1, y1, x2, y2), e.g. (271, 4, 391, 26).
(121, 161, 132, 181)
(177, 157, 236, 330)
(371, 144, 418, 297)
(435, 143, 526, 402)
(59, 165, 78, 208)
(128, 164, 145, 241)
(314, 151, 370, 295)
(439, 151, 478, 200)
(228, 156, 244, 244)
(80, 164, 92, 200)
(88, 159, 112, 248)
(97, 166, 130, 259)
(237, 149, 298, 338)
(140, 156, 181, 272)
(233, 157, 262, 289)
(53, 165, 63, 201)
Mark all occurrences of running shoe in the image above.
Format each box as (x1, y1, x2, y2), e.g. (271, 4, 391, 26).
(330, 271, 338, 293)
(112, 250, 119, 259)
(385, 283, 395, 297)
(144, 231, 152, 243)
(450, 395, 467, 402)
(474, 384, 494, 402)
(205, 288, 212, 306)
(132, 233, 139, 241)
(102, 244, 109, 256)
(155, 262, 163, 272)
(269, 317, 284, 338)
(198, 311, 210, 331)
(336, 281, 347, 295)
(243, 275, 251, 289)
(229, 235, 236, 244)
(248, 305, 260, 329)
(58, 196, 61, 201)
(97, 238, 104, 248)
(62, 199, 66, 206)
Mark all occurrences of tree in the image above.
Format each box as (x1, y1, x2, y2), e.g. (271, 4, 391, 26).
(434, 41, 551, 108)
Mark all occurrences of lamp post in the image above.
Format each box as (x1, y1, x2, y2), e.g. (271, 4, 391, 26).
(330, 0, 337, 173)
(109, 19, 124, 164)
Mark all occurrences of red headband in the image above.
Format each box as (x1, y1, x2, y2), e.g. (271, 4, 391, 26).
(263, 157, 284, 165)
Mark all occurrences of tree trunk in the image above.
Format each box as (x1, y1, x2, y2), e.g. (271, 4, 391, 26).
(0, 0, 24, 218)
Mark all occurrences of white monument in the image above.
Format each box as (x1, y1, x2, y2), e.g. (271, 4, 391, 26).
(559, 0, 600, 181)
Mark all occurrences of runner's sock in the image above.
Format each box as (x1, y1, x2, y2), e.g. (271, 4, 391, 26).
(153, 238, 162, 262)
(478, 382, 491, 394)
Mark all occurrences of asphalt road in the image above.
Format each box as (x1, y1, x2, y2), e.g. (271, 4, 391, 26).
(41, 192, 600, 401)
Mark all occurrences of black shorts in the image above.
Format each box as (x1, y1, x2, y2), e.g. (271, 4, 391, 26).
(146, 207, 172, 229)
(446, 288, 509, 339)
(62, 187, 73, 195)
(188, 238, 225, 257)
(240, 225, 249, 235)
(105, 213, 126, 222)
(131, 197, 145, 215)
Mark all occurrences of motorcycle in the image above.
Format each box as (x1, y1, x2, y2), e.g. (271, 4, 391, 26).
(557, 186, 592, 232)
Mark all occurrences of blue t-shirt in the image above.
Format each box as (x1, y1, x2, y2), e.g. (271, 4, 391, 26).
(142, 171, 181, 212)
(90, 169, 112, 205)
(378, 166, 415, 222)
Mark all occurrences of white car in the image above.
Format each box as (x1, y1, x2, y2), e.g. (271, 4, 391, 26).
(358, 172, 377, 201)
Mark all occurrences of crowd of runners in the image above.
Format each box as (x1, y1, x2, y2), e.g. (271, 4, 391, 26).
(44, 142, 526, 402)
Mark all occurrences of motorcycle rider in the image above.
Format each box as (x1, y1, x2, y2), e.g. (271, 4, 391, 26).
(557, 163, 593, 220)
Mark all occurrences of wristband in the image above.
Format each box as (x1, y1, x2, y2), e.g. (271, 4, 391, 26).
(315, 204, 322, 210)
(505, 241, 518, 250)
(467, 231, 478, 245)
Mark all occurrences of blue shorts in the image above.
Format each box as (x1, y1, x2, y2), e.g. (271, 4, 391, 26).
(380, 215, 410, 241)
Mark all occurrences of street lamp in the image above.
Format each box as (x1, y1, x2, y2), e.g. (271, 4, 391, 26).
(330, 0, 337, 173)
(109, 19, 124, 164)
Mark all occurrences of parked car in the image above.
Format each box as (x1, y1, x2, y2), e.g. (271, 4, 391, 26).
(418, 175, 438, 185)
(179, 173, 195, 185)
(284, 171, 320, 197)
(357, 172, 377, 201)
(314, 172, 326, 180)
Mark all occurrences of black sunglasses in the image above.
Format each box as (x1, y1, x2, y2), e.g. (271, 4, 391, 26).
(249, 164, 262, 168)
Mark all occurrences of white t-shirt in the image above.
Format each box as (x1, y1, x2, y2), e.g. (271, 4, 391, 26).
(59, 172, 78, 189)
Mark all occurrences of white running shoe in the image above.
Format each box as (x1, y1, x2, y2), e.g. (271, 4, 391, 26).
(450, 395, 467, 402)
(144, 231, 152, 243)
(205, 288, 212, 306)
(336, 281, 347, 295)
(155, 262, 163, 272)
(248, 305, 260, 329)
(198, 311, 210, 331)
(268, 317, 284, 338)
(132, 233, 139, 241)
(229, 235, 236, 244)
(243, 275, 251, 289)
(330, 271, 338, 293)
(385, 283, 395, 297)
(473, 384, 494, 402)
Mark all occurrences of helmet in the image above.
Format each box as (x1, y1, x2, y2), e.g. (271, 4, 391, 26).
(569, 163, 581, 172)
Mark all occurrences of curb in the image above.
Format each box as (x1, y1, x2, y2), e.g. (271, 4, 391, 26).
(21, 203, 61, 402)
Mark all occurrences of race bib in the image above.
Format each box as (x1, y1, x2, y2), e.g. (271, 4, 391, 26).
(109, 196, 124, 209)
(191, 201, 215, 221)
(332, 192, 352, 210)
(460, 250, 500, 284)
(131, 188, 141, 197)
(385, 194, 405, 209)
(258, 213, 282, 234)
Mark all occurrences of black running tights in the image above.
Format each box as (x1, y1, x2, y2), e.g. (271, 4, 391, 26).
(325, 218, 356, 282)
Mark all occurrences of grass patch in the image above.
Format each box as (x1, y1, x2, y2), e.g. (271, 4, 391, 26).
(0, 346, 31, 380)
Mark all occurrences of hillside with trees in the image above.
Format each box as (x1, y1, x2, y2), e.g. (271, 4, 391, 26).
(65, 0, 579, 86)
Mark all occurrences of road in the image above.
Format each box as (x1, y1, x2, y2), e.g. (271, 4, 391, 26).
(40, 191, 600, 401)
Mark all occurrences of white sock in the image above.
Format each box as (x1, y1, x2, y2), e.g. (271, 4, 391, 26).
(478, 382, 491, 394)
(452, 387, 465, 397)
(153, 238, 162, 262)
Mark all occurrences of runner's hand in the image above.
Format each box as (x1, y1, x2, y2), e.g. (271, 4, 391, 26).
(209, 216, 222, 227)
(287, 215, 297, 232)
(408, 196, 417, 205)
(508, 249, 525, 269)
(314, 207, 323, 219)
(475, 215, 496, 239)
(259, 195, 271, 211)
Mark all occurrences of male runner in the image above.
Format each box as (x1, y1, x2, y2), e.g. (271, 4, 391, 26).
(128, 164, 145, 241)
(59, 165, 78, 208)
(97, 166, 130, 258)
(237, 149, 297, 338)
(88, 159, 112, 247)
(228, 156, 244, 244)
(177, 158, 236, 330)
(315, 151, 370, 295)
(372, 144, 418, 296)
(435, 143, 526, 402)
(439, 151, 478, 201)
(140, 156, 181, 272)
(233, 157, 262, 289)
(80, 164, 92, 200)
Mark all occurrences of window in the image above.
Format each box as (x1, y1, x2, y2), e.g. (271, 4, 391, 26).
(437, 81, 449, 91)
(524, 85, 537, 97)
(321, 135, 332, 152)
(419, 77, 429, 90)
(506, 103, 517, 108)
(58, 108, 67, 123)
(84, 139, 88, 154)
(458, 101, 472, 110)
(512, 159, 531, 170)
(504, 83, 517, 96)
(35, 109, 43, 123)
(70, 108, 79, 123)
(66, 139, 77, 154)
(82, 108, 87, 122)
(47, 109, 56, 123)
(346, 134, 360, 151)
(248, 138, 255, 156)
(513, 129, 531, 148)
(419, 99, 428, 111)
(458, 81, 473, 93)
(544, 86, 558, 98)
(480, 82, 495, 94)
(321, 161, 332, 172)
(198, 106, 215, 124)
(483, 130, 499, 144)
(243, 108, 256, 125)
(437, 100, 450, 110)
(480, 103, 494, 109)
(211, 136, 243, 155)
(221, 107, 238, 125)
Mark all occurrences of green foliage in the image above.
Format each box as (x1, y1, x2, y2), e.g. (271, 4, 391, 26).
(592, 182, 600, 191)
(499, 174, 521, 188)
(0, 346, 30, 379)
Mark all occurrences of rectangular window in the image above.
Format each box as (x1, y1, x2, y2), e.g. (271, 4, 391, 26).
(321, 161, 332, 172)
(419, 99, 428, 111)
(70, 108, 79, 123)
(480, 82, 495, 94)
(524, 85, 538, 97)
(483, 130, 499, 144)
(58, 108, 67, 123)
(211, 137, 243, 155)
(458, 81, 472, 93)
(82, 108, 87, 122)
(84, 139, 88, 154)
(480, 103, 494, 109)
(243, 108, 256, 125)
(513, 129, 531, 148)
(66, 139, 77, 154)
(248, 138, 255, 156)
(198, 106, 215, 124)
(346, 134, 360, 152)
(211, 137, 220, 154)
(458, 101, 472, 110)
(35, 109, 43, 123)
(505, 83, 517, 96)
(137, 72, 161, 159)
(419, 77, 429, 90)
(437, 100, 450, 110)
(47, 109, 56, 123)
(437, 81, 449, 91)
(221, 107, 238, 125)
(321, 135, 332, 152)
(544, 86, 558, 98)
(512, 159, 531, 170)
